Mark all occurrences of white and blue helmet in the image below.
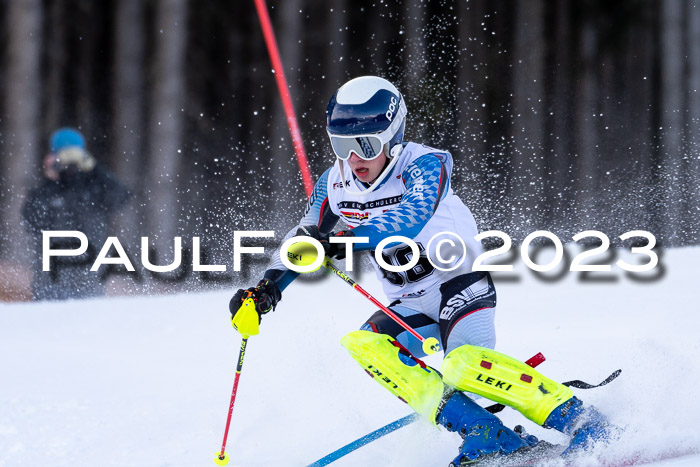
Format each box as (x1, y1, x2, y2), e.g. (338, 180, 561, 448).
(326, 76, 408, 161)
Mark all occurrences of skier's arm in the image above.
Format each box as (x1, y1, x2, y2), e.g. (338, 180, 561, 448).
(229, 169, 339, 324)
(235, 168, 339, 303)
(350, 154, 449, 248)
(262, 168, 340, 291)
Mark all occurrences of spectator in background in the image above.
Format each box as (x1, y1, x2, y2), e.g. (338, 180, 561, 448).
(22, 127, 132, 301)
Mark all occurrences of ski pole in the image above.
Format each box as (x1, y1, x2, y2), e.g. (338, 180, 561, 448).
(322, 257, 441, 355)
(214, 296, 259, 466)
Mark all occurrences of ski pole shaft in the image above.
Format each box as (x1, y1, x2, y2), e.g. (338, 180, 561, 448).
(323, 257, 440, 354)
(215, 336, 249, 465)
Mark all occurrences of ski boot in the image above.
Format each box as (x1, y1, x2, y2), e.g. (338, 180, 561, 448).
(437, 391, 538, 466)
(544, 396, 611, 455)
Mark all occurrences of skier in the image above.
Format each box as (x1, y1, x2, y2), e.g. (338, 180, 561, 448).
(229, 76, 611, 465)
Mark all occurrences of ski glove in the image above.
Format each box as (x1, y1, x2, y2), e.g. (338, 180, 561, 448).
(295, 225, 355, 260)
(229, 278, 282, 322)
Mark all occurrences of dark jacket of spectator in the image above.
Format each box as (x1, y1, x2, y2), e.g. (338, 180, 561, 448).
(22, 128, 131, 300)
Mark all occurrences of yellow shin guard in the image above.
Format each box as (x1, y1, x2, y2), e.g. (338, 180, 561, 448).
(441, 345, 573, 425)
(341, 330, 445, 422)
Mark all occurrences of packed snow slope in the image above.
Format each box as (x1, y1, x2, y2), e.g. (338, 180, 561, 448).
(1, 247, 700, 467)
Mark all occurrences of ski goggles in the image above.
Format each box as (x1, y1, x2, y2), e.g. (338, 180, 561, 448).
(327, 96, 407, 161)
(327, 132, 389, 161)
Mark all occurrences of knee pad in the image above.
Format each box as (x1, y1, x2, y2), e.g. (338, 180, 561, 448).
(341, 330, 445, 422)
(441, 344, 573, 425)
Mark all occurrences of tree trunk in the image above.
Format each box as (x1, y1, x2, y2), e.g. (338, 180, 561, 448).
(402, 0, 427, 141)
(113, 0, 146, 234)
(548, 1, 575, 234)
(45, 0, 66, 131)
(1, 0, 42, 267)
(658, 0, 684, 245)
(270, 0, 304, 212)
(510, 0, 546, 236)
(572, 15, 598, 233)
(323, 0, 347, 110)
(146, 0, 188, 258)
(687, 0, 700, 244)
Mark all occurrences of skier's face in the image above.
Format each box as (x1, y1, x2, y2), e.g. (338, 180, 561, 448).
(347, 150, 387, 183)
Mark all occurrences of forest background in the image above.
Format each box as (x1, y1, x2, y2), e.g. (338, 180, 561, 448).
(1, 0, 698, 297)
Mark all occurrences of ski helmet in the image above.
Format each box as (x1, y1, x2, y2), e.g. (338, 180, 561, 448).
(326, 76, 407, 161)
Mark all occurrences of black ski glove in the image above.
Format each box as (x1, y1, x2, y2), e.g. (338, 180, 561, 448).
(229, 278, 281, 322)
(295, 225, 355, 260)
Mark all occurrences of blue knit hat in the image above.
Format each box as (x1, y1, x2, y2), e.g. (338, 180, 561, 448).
(50, 127, 86, 153)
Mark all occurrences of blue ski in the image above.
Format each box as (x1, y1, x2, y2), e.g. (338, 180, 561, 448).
(304, 402, 506, 467)
(305, 413, 420, 467)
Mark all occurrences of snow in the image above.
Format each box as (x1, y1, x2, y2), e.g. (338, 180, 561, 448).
(1, 247, 699, 467)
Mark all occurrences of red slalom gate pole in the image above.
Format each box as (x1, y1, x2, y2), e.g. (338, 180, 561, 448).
(253, 0, 314, 197)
